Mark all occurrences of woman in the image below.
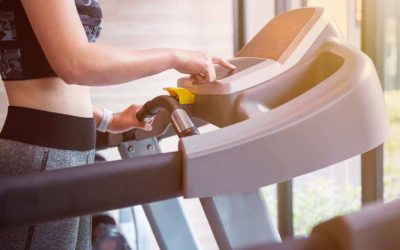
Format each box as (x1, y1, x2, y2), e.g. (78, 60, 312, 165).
(0, 0, 235, 249)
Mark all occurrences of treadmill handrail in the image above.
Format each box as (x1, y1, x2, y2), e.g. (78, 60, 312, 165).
(0, 151, 183, 228)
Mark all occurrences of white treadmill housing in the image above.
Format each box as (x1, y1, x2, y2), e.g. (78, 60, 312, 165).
(177, 8, 389, 198)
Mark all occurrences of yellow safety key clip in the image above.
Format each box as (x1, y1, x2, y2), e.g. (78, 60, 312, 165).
(164, 87, 196, 104)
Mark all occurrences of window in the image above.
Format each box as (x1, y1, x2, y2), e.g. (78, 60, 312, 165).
(383, 0, 400, 202)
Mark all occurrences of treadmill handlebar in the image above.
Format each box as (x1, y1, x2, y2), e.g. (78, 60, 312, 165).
(137, 95, 199, 137)
(136, 95, 181, 122)
(96, 96, 185, 149)
(96, 96, 200, 149)
(0, 151, 183, 228)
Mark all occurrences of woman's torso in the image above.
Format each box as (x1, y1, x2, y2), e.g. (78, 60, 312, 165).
(4, 78, 93, 117)
(1, 0, 103, 117)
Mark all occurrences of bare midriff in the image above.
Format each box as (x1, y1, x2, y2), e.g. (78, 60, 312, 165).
(4, 77, 93, 118)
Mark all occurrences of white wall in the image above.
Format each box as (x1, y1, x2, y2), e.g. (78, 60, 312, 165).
(91, 0, 234, 112)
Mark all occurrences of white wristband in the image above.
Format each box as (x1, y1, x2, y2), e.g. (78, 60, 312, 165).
(97, 108, 113, 132)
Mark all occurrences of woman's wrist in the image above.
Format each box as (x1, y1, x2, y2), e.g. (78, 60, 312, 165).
(96, 108, 114, 132)
(106, 112, 121, 133)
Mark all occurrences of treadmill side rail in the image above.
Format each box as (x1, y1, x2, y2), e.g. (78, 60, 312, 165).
(0, 152, 183, 228)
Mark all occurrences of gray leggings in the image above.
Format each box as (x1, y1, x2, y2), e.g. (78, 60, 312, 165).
(0, 138, 95, 250)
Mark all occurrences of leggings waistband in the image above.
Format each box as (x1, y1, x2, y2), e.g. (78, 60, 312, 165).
(0, 106, 96, 151)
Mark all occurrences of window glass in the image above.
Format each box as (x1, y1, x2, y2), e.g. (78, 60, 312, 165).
(383, 0, 400, 202)
(307, 0, 361, 48)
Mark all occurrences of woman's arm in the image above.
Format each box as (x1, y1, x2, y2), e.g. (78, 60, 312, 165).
(21, 0, 234, 86)
(93, 105, 151, 133)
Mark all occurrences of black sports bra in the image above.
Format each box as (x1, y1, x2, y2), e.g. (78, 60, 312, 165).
(0, 0, 103, 81)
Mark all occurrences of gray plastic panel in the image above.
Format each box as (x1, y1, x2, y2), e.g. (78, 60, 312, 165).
(201, 190, 280, 249)
(181, 42, 389, 198)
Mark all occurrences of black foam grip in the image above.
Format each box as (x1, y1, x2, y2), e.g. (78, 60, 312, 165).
(136, 105, 153, 122)
(136, 95, 181, 123)
(0, 152, 183, 228)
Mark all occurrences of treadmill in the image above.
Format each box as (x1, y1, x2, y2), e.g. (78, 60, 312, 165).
(0, 7, 389, 250)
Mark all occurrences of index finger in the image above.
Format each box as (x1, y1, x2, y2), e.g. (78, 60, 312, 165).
(212, 57, 236, 70)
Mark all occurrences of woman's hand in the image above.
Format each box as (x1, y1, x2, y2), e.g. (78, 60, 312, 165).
(107, 105, 152, 133)
(172, 49, 236, 83)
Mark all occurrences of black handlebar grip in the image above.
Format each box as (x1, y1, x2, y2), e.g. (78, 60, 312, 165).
(136, 96, 180, 122)
(136, 105, 153, 122)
